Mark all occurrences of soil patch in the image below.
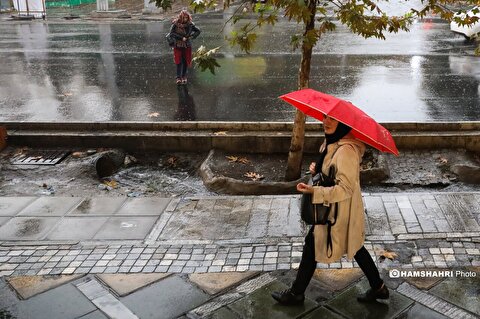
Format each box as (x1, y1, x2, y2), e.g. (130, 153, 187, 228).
(207, 150, 317, 183)
(0, 147, 212, 198)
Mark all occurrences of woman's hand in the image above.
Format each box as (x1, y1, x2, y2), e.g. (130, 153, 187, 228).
(182, 37, 187, 41)
(309, 162, 316, 175)
(297, 183, 313, 194)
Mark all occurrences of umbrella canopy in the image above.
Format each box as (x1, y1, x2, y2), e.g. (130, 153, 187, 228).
(280, 88, 399, 156)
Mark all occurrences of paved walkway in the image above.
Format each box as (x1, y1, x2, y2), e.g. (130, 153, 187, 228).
(0, 193, 479, 319)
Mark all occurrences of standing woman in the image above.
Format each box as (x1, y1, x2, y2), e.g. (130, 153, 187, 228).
(272, 115, 389, 305)
(169, 10, 201, 85)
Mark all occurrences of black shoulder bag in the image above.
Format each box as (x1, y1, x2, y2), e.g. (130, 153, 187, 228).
(166, 32, 175, 47)
(300, 164, 340, 258)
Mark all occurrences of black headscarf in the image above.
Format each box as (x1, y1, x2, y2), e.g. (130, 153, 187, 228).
(314, 121, 352, 174)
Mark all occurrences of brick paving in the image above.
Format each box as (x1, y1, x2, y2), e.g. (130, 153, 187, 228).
(0, 193, 479, 277)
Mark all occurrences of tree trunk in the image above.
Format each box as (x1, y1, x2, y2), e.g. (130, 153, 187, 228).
(284, 0, 316, 181)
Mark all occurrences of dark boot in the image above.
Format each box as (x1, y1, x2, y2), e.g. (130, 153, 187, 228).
(271, 289, 305, 306)
(357, 283, 389, 302)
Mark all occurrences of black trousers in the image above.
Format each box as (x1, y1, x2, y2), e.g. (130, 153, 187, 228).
(176, 56, 188, 78)
(291, 226, 383, 295)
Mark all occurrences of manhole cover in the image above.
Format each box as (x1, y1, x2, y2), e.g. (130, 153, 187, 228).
(11, 150, 70, 165)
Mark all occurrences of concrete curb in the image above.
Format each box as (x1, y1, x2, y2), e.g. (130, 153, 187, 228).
(2, 121, 480, 153)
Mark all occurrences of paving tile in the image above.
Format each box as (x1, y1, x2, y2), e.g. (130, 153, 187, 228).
(159, 199, 251, 241)
(17, 197, 82, 217)
(405, 277, 444, 290)
(302, 306, 344, 319)
(0, 278, 19, 309)
(69, 197, 127, 216)
(121, 275, 209, 319)
(188, 272, 258, 295)
(9, 282, 96, 319)
(0, 197, 37, 216)
(429, 274, 480, 315)
(326, 279, 414, 319)
(46, 217, 109, 240)
(7, 275, 83, 299)
(77, 310, 109, 319)
(116, 197, 171, 216)
(312, 269, 364, 292)
(76, 278, 138, 319)
(206, 306, 241, 319)
(93, 216, 159, 240)
(0, 217, 11, 227)
(0, 217, 62, 240)
(97, 273, 170, 297)
(401, 303, 449, 319)
(228, 281, 316, 319)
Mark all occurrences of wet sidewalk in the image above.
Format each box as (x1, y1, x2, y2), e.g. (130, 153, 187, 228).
(0, 192, 479, 318)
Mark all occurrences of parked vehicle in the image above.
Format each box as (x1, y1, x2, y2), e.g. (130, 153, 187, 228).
(450, 6, 480, 39)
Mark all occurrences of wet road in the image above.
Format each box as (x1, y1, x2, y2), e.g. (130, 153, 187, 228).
(0, 10, 479, 122)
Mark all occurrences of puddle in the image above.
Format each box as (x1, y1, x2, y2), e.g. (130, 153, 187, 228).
(15, 219, 41, 236)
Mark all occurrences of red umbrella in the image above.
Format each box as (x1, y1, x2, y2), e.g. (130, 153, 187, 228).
(280, 88, 399, 156)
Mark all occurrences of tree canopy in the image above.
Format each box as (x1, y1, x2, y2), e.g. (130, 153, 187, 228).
(159, 0, 479, 180)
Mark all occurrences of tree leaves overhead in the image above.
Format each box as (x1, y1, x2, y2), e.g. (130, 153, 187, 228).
(189, 0, 218, 13)
(150, 0, 172, 12)
(192, 45, 221, 74)
(158, 0, 480, 72)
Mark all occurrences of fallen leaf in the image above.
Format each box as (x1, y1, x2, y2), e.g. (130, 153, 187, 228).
(13, 147, 28, 157)
(148, 112, 160, 118)
(166, 156, 178, 167)
(214, 131, 228, 136)
(226, 156, 250, 164)
(226, 156, 239, 162)
(71, 151, 87, 158)
(438, 157, 448, 165)
(244, 172, 264, 181)
(63, 92, 73, 96)
(379, 250, 397, 262)
(103, 180, 118, 188)
(238, 157, 250, 164)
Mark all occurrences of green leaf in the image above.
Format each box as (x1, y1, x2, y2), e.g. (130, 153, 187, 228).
(150, 0, 172, 12)
(189, 0, 217, 13)
(192, 46, 221, 74)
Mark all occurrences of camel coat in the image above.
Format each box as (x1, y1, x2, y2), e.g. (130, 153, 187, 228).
(311, 138, 366, 264)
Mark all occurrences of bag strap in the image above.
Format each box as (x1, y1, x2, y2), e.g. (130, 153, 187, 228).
(326, 202, 338, 258)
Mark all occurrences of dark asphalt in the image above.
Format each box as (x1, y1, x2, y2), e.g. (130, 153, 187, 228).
(0, 11, 479, 122)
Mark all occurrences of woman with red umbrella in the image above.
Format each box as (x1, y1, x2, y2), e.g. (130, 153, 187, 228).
(272, 90, 395, 305)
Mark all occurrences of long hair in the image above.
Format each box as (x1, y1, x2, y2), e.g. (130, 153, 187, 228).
(173, 9, 192, 24)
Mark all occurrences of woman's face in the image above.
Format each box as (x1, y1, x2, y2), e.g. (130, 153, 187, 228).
(181, 14, 188, 23)
(323, 115, 339, 134)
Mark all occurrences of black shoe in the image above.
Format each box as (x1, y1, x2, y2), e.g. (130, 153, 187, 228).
(357, 284, 389, 302)
(271, 289, 305, 306)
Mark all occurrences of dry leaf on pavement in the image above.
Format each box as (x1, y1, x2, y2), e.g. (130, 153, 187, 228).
(148, 112, 160, 118)
(244, 172, 264, 181)
(13, 147, 28, 157)
(379, 250, 397, 262)
(103, 180, 118, 188)
(438, 157, 448, 165)
(226, 156, 250, 164)
(238, 157, 250, 164)
(166, 156, 178, 167)
(214, 131, 228, 136)
(71, 151, 87, 158)
(226, 156, 239, 162)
